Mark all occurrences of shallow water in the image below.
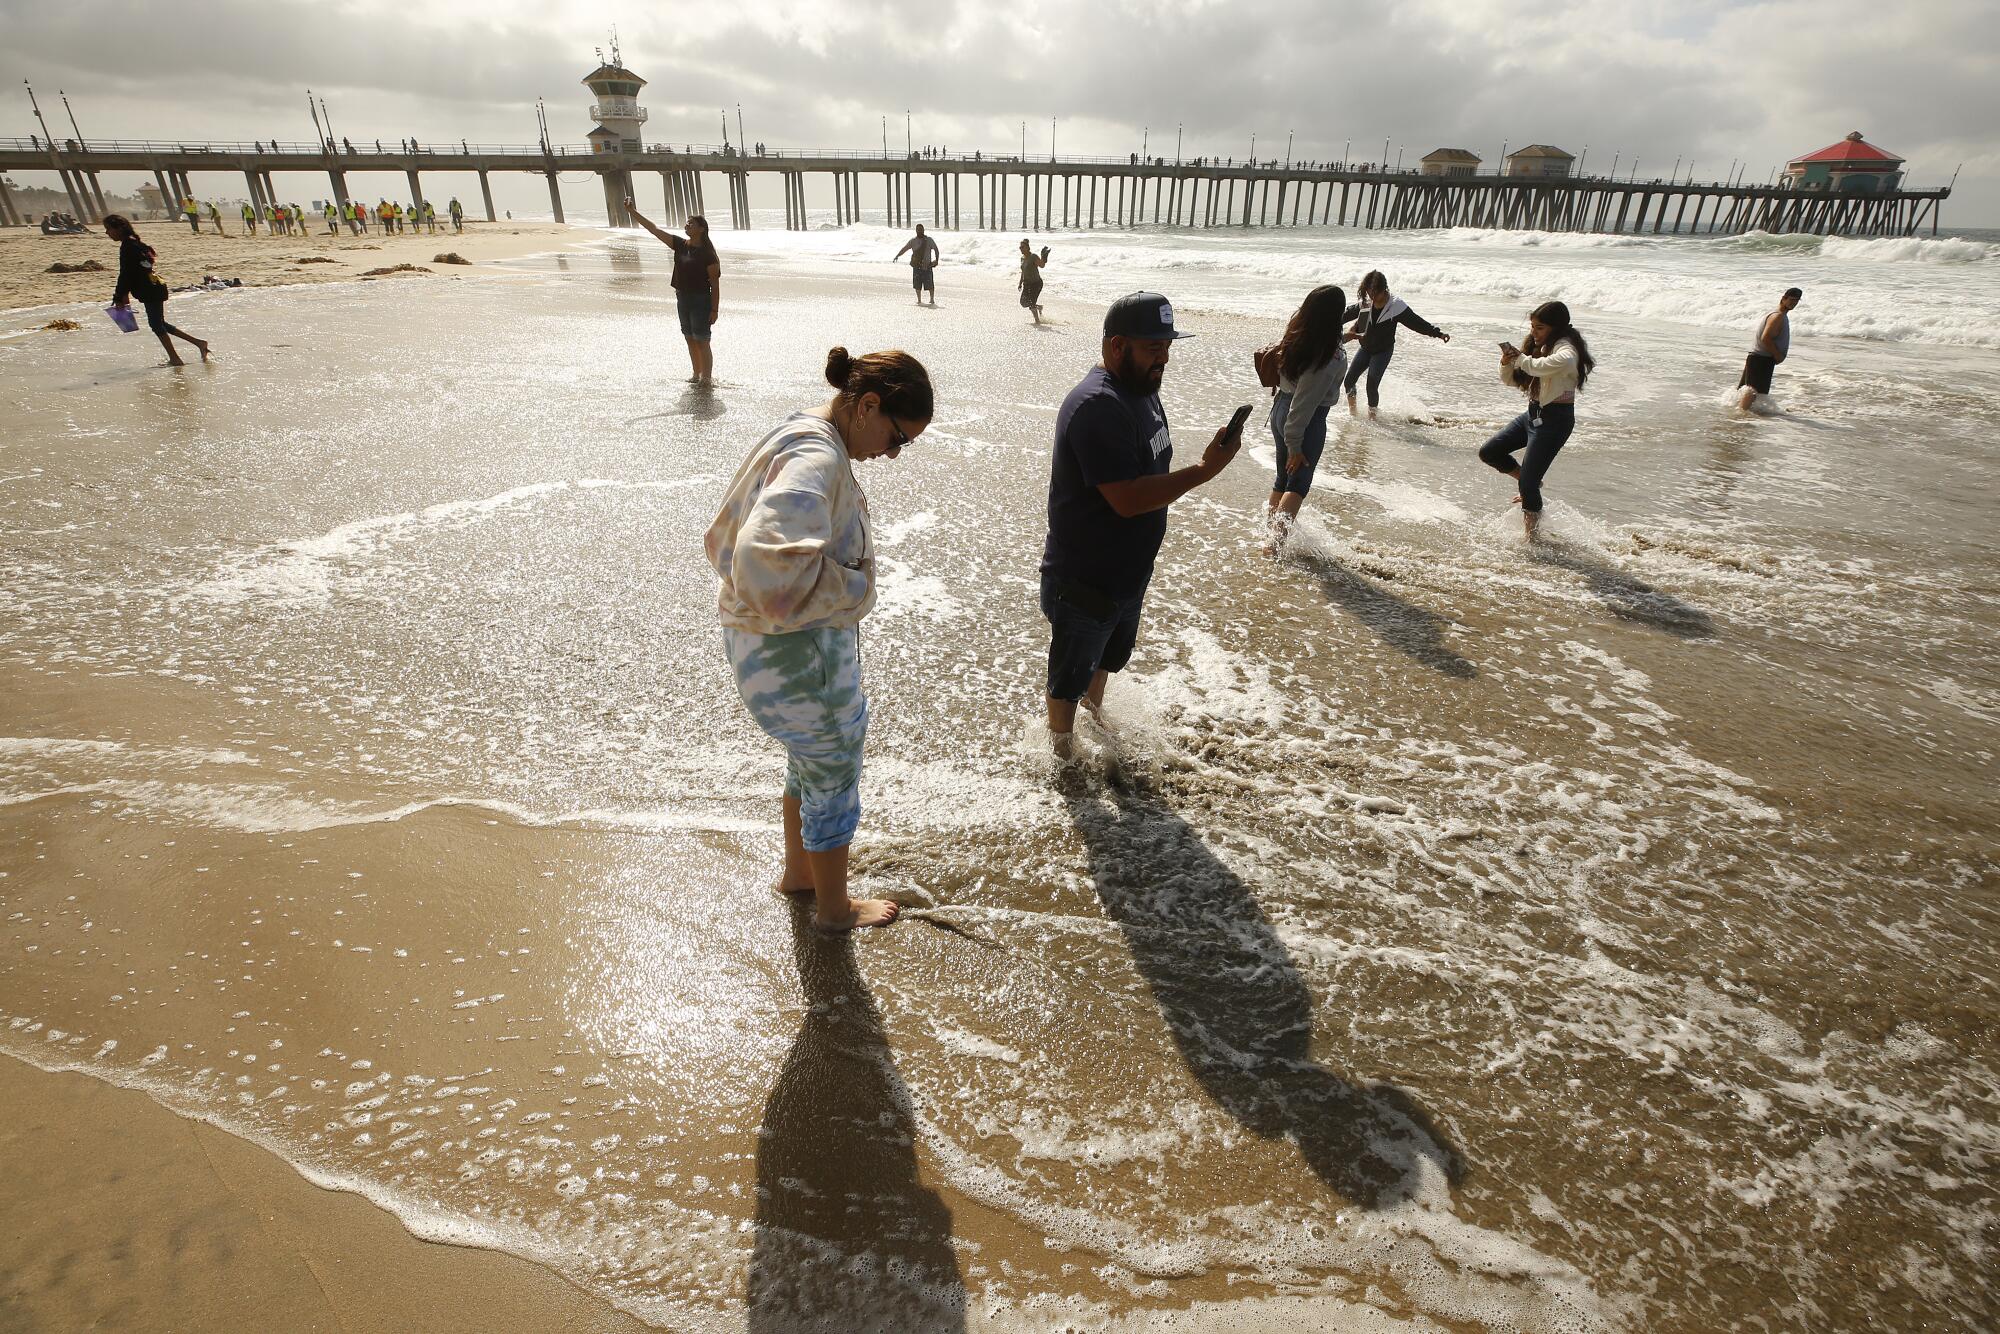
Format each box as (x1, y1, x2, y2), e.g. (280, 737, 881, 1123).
(1, 223, 1996, 1331)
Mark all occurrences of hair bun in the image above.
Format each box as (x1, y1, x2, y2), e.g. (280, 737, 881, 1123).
(824, 346, 854, 388)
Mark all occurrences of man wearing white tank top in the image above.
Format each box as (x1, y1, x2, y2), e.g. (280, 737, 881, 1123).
(1738, 287, 1802, 410)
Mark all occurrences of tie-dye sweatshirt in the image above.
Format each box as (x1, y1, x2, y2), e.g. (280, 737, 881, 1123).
(705, 412, 874, 634)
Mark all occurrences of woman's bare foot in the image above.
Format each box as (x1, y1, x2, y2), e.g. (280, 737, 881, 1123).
(773, 880, 814, 899)
(165, 354, 186, 367)
(813, 897, 900, 932)
(1346, 394, 1358, 417)
(196, 340, 211, 362)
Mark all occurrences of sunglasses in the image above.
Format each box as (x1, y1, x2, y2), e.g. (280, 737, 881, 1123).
(885, 416, 911, 450)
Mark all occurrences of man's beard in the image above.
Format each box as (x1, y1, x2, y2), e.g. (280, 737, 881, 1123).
(1111, 351, 1164, 396)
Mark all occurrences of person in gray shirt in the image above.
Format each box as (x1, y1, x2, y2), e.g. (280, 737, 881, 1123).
(1737, 287, 1801, 410)
(893, 224, 940, 306)
(1266, 284, 1349, 553)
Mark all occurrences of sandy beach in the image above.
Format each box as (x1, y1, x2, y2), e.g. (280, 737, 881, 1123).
(2, 221, 1996, 1332)
(0, 219, 580, 314)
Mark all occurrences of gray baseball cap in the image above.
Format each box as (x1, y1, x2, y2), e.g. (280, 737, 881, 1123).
(1104, 291, 1194, 340)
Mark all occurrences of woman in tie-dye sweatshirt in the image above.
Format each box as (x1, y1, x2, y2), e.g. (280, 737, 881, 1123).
(704, 345, 933, 931)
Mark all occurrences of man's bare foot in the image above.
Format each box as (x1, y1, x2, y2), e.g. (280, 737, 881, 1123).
(813, 897, 900, 932)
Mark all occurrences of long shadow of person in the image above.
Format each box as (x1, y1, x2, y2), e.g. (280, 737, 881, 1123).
(1063, 776, 1463, 1210)
(747, 906, 967, 1333)
(1299, 549, 1477, 679)
(1528, 541, 1716, 639)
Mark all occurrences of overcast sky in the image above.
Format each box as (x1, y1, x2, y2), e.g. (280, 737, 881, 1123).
(5, 0, 1996, 225)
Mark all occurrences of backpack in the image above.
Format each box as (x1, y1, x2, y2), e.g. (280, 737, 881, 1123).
(1253, 343, 1283, 391)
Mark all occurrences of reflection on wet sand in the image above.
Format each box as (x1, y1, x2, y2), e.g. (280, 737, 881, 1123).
(749, 907, 967, 1332)
(1064, 774, 1463, 1210)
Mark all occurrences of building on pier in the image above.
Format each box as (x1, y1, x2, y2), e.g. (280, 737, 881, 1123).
(1786, 132, 1904, 194)
(583, 42, 648, 226)
(1421, 148, 1481, 178)
(1503, 145, 1575, 179)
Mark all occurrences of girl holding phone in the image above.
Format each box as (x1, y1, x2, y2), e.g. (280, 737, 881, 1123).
(1477, 301, 1595, 539)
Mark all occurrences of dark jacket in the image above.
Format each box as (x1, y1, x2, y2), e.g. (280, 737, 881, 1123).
(113, 237, 166, 306)
(1343, 296, 1442, 355)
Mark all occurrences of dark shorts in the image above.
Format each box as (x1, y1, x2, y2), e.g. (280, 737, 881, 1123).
(1040, 572, 1147, 702)
(1739, 353, 1775, 395)
(911, 266, 934, 292)
(140, 296, 169, 333)
(676, 287, 713, 342)
(1021, 281, 1043, 309)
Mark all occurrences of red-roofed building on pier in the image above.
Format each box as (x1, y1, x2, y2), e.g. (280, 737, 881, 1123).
(1786, 132, 1904, 193)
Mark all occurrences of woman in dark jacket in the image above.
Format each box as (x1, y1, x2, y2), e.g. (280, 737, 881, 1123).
(104, 214, 210, 366)
(1342, 270, 1448, 417)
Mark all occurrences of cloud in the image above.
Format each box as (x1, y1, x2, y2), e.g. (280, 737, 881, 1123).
(4, 0, 1995, 220)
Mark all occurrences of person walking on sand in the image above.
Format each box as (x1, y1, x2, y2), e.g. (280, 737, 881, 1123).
(1019, 238, 1050, 323)
(1736, 287, 1801, 411)
(449, 197, 464, 233)
(1264, 284, 1349, 554)
(240, 201, 255, 235)
(1340, 270, 1449, 418)
(181, 195, 200, 235)
(104, 214, 210, 368)
(892, 223, 939, 305)
(1040, 293, 1246, 755)
(704, 346, 933, 932)
(324, 201, 338, 235)
(1478, 300, 1596, 540)
(625, 196, 722, 384)
(207, 201, 222, 234)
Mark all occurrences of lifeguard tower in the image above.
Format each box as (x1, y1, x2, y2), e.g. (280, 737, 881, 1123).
(584, 38, 648, 226)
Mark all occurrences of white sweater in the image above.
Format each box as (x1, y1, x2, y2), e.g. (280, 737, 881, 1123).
(1503, 341, 1580, 404)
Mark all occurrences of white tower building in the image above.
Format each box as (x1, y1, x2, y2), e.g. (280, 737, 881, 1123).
(584, 39, 648, 225)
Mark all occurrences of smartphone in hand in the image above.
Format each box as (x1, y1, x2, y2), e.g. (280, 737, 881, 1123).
(1224, 403, 1254, 442)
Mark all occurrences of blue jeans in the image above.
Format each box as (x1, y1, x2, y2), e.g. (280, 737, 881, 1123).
(676, 287, 713, 342)
(1040, 573, 1147, 702)
(1268, 391, 1331, 497)
(1477, 403, 1575, 513)
(1343, 345, 1393, 407)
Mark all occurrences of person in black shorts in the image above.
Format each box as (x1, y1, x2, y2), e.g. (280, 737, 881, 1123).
(1737, 287, 1801, 410)
(1039, 292, 1245, 754)
(104, 214, 210, 367)
(626, 197, 722, 384)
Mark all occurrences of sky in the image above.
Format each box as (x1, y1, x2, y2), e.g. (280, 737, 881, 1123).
(4, 0, 1997, 226)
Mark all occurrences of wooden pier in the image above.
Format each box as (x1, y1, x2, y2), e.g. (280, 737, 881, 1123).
(0, 137, 1950, 239)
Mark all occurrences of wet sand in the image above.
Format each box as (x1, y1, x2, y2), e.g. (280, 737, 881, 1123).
(0, 219, 580, 314)
(1, 231, 1995, 1331)
(0, 1056, 647, 1332)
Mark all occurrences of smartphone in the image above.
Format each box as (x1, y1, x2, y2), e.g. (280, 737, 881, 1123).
(1224, 403, 1254, 441)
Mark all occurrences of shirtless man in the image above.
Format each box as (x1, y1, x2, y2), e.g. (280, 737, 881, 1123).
(1737, 287, 1802, 410)
(892, 223, 940, 306)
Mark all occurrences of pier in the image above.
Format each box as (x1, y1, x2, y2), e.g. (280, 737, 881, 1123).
(0, 137, 1950, 239)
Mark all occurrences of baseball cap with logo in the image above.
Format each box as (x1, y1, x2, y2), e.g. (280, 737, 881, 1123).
(1104, 291, 1194, 340)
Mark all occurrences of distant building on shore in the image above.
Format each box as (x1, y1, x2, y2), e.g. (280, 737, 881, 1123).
(1421, 148, 1482, 178)
(1503, 144, 1575, 179)
(1786, 132, 1904, 193)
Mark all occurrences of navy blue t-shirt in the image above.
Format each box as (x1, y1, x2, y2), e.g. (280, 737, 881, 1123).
(1040, 366, 1172, 599)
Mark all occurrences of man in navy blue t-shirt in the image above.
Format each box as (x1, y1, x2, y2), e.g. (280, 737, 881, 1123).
(1040, 291, 1245, 750)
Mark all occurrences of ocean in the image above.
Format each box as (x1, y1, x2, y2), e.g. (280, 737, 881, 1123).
(1, 213, 1995, 1331)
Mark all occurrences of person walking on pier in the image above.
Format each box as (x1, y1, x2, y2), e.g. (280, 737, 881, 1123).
(1736, 287, 1801, 411)
(1264, 284, 1349, 554)
(1478, 300, 1595, 540)
(705, 345, 933, 932)
(892, 223, 939, 306)
(1019, 238, 1050, 324)
(1341, 271, 1450, 418)
(625, 197, 722, 384)
(1040, 293, 1245, 755)
(104, 214, 211, 368)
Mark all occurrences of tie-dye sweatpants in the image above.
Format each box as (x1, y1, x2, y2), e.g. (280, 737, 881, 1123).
(723, 625, 868, 853)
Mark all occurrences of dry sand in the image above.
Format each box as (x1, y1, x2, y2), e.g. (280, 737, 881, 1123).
(0, 220, 583, 314)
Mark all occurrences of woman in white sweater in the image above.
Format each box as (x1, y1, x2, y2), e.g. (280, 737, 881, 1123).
(1265, 284, 1348, 552)
(703, 346, 932, 931)
(1478, 301, 1596, 539)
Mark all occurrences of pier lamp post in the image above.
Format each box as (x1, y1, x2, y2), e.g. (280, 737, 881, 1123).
(1142, 127, 1149, 160)
(906, 109, 911, 157)
(1249, 132, 1255, 163)
(1176, 123, 1182, 165)
(59, 88, 87, 150)
(737, 104, 744, 154)
(1609, 150, 1618, 180)
(24, 80, 57, 149)
(1343, 139, 1349, 170)
(1051, 115, 1056, 162)
(1395, 145, 1402, 172)
(1381, 137, 1389, 170)
(882, 115, 888, 158)
(1632, 159, 1640, 181)
(1577, 144, 1588, 177)
(1285, 130, 1293, 168)
(1672, 155, 1681, 182)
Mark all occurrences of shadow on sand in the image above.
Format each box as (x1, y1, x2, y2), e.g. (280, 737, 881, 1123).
(1531, 540, 1716, 639)
(1298, 548, 1477, 679)
(626, 383, 725, 425)
(747, 906, 967, 1332)
(1063, 774, 1463, 1210)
